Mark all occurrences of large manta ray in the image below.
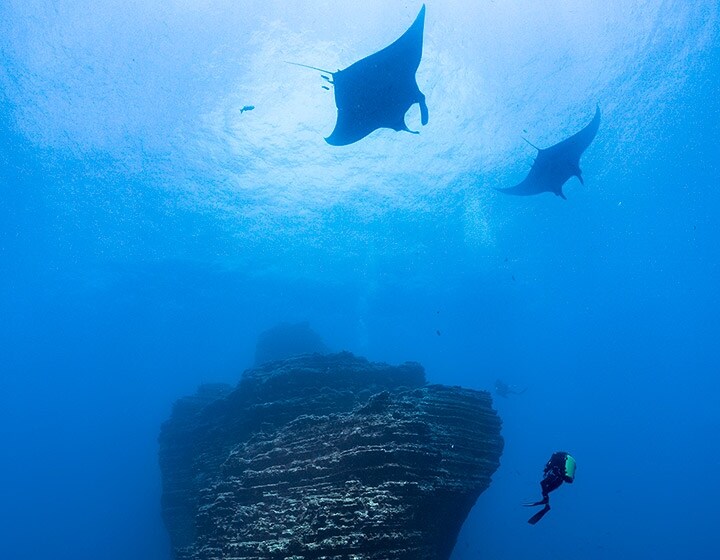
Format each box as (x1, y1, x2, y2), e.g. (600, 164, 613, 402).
(497, 106, 601, 200)
(293, 5, 428, 146)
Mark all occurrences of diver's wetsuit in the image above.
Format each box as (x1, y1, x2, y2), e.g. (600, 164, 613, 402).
(526, 451, 575, 525)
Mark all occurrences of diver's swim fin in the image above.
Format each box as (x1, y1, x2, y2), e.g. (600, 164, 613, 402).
(523, 497, 548, 507)
(527, 504, 551, 525)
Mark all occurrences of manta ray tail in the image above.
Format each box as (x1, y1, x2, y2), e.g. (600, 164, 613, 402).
(522, 137, 540, 150)
(285, 61, 333, 74)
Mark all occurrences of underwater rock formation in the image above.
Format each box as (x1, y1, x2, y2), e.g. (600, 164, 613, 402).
(159, 352, 503, 560)
(253, 322, 328, 366)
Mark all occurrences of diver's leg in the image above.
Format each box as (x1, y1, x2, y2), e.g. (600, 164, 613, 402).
(541, 475, 562, 497)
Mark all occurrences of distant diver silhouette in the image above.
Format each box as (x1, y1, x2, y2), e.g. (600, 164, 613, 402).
(494, 379, 527, 398)
(524, 451, 576, 524)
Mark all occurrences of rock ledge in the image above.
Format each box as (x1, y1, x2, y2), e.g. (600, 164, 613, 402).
(159, 352, 503, 560)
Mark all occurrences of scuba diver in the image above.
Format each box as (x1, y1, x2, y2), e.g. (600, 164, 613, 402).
(524, 451, 576, 524)
(494, 378, 527, 398)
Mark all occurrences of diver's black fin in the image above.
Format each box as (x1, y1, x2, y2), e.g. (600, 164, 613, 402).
(527, 504, 551, 525)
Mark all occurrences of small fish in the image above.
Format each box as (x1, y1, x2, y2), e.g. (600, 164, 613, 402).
(240, 105, 255, 114)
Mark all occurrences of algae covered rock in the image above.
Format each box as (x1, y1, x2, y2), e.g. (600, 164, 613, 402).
(159, 352, 503, 560)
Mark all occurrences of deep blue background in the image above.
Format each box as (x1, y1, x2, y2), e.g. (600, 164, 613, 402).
(2, 2, 719, 559)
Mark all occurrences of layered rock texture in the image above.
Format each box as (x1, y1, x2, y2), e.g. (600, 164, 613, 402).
(159, 352, 503, 560)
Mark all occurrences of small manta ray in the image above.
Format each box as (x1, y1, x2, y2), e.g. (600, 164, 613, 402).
(290, 4, 428, 146)
(497, 106, 601, 200)
(495, 379, 527, 398)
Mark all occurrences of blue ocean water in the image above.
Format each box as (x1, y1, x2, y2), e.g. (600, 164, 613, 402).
(1, 2, 719, 559)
